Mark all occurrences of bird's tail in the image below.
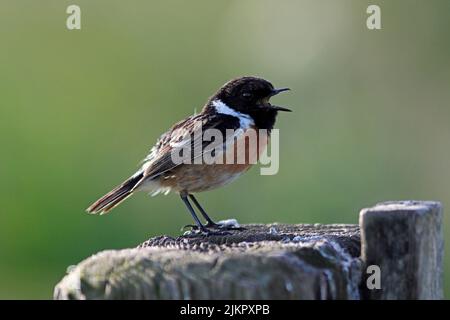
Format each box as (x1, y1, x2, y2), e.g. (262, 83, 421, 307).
(86, 172, 144, 215)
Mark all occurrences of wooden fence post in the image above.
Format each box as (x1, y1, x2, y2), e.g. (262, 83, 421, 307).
(54, 201, 444, 299)
(359, 201, 443, 299)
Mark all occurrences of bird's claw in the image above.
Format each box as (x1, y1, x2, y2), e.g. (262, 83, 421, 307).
(181, 224, 198, 231)
(205, 222, 246, 231)
(182, 224, 232, 236)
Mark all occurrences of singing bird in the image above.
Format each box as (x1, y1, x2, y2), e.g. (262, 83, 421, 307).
(87, 77, 290, 234)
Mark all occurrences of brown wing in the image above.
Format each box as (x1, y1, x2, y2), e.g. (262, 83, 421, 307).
(140, 113, 241, 181)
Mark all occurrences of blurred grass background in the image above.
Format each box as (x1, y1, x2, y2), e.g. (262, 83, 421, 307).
(0, 0, 449, 299)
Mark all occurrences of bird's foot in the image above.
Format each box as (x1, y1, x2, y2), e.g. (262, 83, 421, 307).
(205, 222, 245, 231)
(181, 224, 198, 231)
(182, 224, 231, 236)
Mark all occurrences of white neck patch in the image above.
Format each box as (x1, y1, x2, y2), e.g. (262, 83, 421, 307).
(211, 99, 254, 129)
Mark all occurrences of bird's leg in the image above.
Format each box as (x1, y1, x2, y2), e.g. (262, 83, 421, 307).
(180, 193, 208, 233)
(188, 194, 219, 228)
(189, 194, 245, 231)
(180, 194, 232, 236)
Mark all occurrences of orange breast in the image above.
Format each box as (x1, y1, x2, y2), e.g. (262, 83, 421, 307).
(158, 127, 270, 193)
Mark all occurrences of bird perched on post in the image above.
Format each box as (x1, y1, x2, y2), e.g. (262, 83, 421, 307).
(87, 76, 290, 234)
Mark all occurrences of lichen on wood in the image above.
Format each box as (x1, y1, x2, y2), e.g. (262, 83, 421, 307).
(54, 201, 443, 300)
(54, 223, 362, 300)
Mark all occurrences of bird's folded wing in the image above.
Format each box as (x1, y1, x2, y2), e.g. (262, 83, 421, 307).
(141, 113, 241, 180)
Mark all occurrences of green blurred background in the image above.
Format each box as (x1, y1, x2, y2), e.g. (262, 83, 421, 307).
(0, 0, 449, 299)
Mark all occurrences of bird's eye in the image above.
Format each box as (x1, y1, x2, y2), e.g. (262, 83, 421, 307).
(242, 92, 253, 99)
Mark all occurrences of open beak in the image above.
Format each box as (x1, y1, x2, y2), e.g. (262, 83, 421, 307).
(268, 87, 292, 112)
(271, 105, 292, 112)
(270, 87, 290, 96)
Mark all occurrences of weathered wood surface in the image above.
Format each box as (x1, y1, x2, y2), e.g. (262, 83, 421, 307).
(54, 201, 443, 300)
(54, 224, 362, 299)
(360, 201, 443, 299)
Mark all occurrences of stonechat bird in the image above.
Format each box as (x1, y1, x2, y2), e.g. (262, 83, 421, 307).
(87, 76, 291, 233)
